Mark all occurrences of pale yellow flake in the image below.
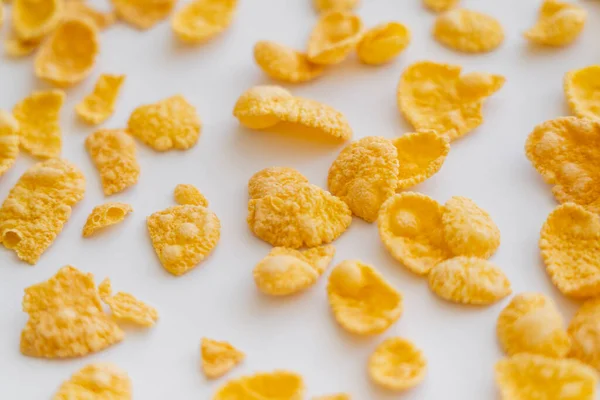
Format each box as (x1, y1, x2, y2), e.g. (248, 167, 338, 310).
(564, 66, 600, 121)
(254, 41, 324, 84)
(357, 22, 411, 65)
(76, 74, 125, 125)
(172, 0, 237, 44)
(525, 0, 587, 47)
(82, 203, 132, 237)
(307, 11, 363, 65)
(53, 363, 131, 400)
(433, 9, 504, 53)
(368, 337, 427, 391)
(201, 337, 245, 379)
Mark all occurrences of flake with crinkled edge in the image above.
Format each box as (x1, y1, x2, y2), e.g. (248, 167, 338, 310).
(112, 0, 176, 29)
(423, 0, 458, 12)
(53, 363, 131, 400)
(433, 9, 504, 53)
(327, 260, 403, 335)
(172, 0, 237, 44)
(313, 395, 350, 400)
(12, 0, 63, 41)
(569, 298, 600, 371)
(357, 22, 410, 65)
(307, 11, 363, 65)
(174, 184, 208, 207)
(565, 66, 600, 121)
(76, 74, 125, 125)
(213, 370, 304, 400)
(328, 136, 399, 222)
(62, 1, 116, 30)
(254, 41, 325, 84)
(248, 167, 309, 200)
(393, 131, 449, 190)
(368, 337, 427, 391)
(82, 203, 132, 238)
(313, 0, 358, 13)
(525, 0, 587, 47)
(104, 292, 158, 327)
(0, 110, 20, 177)
(201, 337, 245, 379)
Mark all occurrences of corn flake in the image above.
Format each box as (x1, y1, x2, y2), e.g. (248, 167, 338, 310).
(214, 370, 304, 400)
(368, 337, 427, 391)
(112, 0, 176, 29)
(327, 260, 403, 335)
(53, 363, 131, 400)
(248, 167, 309, 200)
(104, 292, 158, 327)
(313, 0, 358, 13)
(171, 0, 238, 44)
(82, 202, 132, 238)
(357, 22, 410, 65)
(525, 0, 587, 47)
(174, 184, 208, 207)
(433, 9, 504, 53)
(0, 110, 20, 177)
(62, 1, 117, 30)
(568, 298, 600, 370)
(564, 66, 600, 121)
(423, 0, 458, 13)
(201, 337, 245, 379)
(12, 0, 63, 41)
(307, 11, 363, 65)
(254, 41, 325, 84)
(76, 74, 125, 125)
(98, 278, 112, 300)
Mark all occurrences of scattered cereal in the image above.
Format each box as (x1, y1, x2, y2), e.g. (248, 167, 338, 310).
(565, 66, 600, 121)
(368, 337, 427, 391)
(62, 1, 116, 30)
(0, 110, 20, 177)
(82, 203, 132, 238)
(569, 298, 600, 370)
(201, 338, 245, 379)
(214, 370, 304, 399)
(525, 0, 587, 47)
(313, 0, 358, 13)
(254, 41, 324, 84)
(53, 363, 131, 400)
(174, 184, 208, 207)
(248, 167, 309, 200)
(307, 11, 363, 65)
(357, 22, 411, 65)
(433, 9, 504, 53)
(76, 74, 125, 125)
(423, 0, 458, 13)
(112, 0, 176, 30)
(172, 0, 238, 44)
(12, 0, 63, 41)
(104, 292, 158, 327)
(98, 278, 112, 300)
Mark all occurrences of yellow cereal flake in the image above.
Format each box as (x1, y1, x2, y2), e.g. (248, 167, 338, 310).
(248, 167, 309, 200)
(357, 22, 410, 65)
(76, 74, 125, 125)
(313, 395, 350, 400)
(62, 1, 117, 30)
(214, 370, 304, 399)
(327, 260, 403, 335)
(4, 36, 41, 58)
(565, 66, 600, 121)
(525, 0, 587, 47)
(201, 338, 245, 379)
(0, 110, 20, 177)
(53, 363, 131, 400)
(34, 18, 99, 87)
(112, 0, 175, 29)
(104, 292, 158, 327)
(433, 9, 504, 53)
(171, 0, 237, 44)
(98, 278, 112, 300)
(307, 11, 363, 65)
(313, 0, 358, 13)
(82, 203, 132, 238)
(147, 204, 221, 276)
(254, 41, 324, 84)
(0, 160, 85, 264)
(423, 0, 458, 12)
(128, 95, 201, 151)
(328, 136, 399, 222)
(368, 337, 427, 391)
(568, 298, 600, 370)
(12, 0, 63, 41)
(495, 354, 597, 400)
(233, 85, 293, 130)
(540, 203, 600, 298)
(397, 61, 504, 141)
(174, 184, 208, 207)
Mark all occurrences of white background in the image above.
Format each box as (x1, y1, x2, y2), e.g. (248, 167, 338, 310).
(1, 0, 599, 398)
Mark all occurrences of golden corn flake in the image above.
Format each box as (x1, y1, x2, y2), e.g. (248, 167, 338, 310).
(76, 74, 125, 125)
(357, 22, 410, 65)
(327, 260, 403, 335)
(248, 167, 309, 200)
(201, 337, 245, 379)
(564, 66, 600, 121)
(104, 292, 158, 327)
(397, 61, 504, 141)
(34, 18, 99, 87)
(112, 0, 176, 29)
(233, 85, 293, 129)
(12, 0, 63, 41)
(128, 95, 201, 151)
(307, 11, 363, 65)
(171, 0, 238, 44)
(254, 41, 324, 84)
(525, 0, 587, 47)
(313, 395, 350, 400)
(495, 354, 598, 400)
(214, 370, 304, 400)
(4, 36, 41, 58)
(568, 298, 600, 370)
(54, 363, 131, 400)
(174, 184, 208, 207)
(368, 337, 427, 391)
(313, 0, 358, 13)
(433, 9, 504, 53)
(82, 203, 132, 238)
(147, 204, 221, 276)
(98, 278, 112, 300)
(62, 1, 117, 30)
(423, 0, 458, 13)
(540, 203, 600, 298)
(0, 110, 20, 177)
(328, 136, 399, 222)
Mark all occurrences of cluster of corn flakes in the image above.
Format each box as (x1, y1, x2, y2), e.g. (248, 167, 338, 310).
(82, 203, 132, 238)
(368, 337, 427, 391)
(214, 370, 304, 399)
(201, 337, 245, 379)
(172, 0, 238, 44)
(525, 0, 587, 47)
(53, 363, 132, 400)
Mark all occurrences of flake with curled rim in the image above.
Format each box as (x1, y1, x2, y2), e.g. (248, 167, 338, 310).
(423, 0, 459, 12)
(0, 110, 20, 177)
(357, 22, 411, 65)
(524, 0, 587, 47)
(254, 41, 324, 84)
(568, 298, 600, 371)
(313, 0, 359, 13)
(76, 74, 125, 125)
(101, 280, 158, 327)
(327, 260, 403, 335)
(328, 136, 399, 222)
(201, 337, 245, 379)
(397, 61, 504, 141)
(495, 354, 598, 400)
(112, 0, 176, 30)
(213, 370, 305, 400)
(368, 337, 427, 391)
(82, 202, 132, 237)
(565, 66, 600, 121)
(172, 0, 238, 44)
(62, 1, 117, 30)
(53, 363, 131, 400)
(248, 167, 309, 200)
(307, 11, 363, 65)
(174, 184, 208, 207)
(12, 0, 63, 41)
(433, 9, 504, 53)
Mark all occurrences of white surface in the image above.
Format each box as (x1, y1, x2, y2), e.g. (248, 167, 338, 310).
(0, 0, 599, 398)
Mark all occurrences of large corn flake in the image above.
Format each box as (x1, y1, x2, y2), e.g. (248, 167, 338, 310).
(174, 184, 208, 207)
(423, 0, 458, 13)
(104, 292, 158, 327)
(34, 18, 99, 87)
(82, 203, 132, 237)
(0, 110, 20, 177)
(76, 74, 125, 125)
(248, 167, 309, 200)
(307, 11, 363, 65)
(254, 41, 325, 84)
(569, 298, 600, 370)
(357, 22, 410, 65)
(201, 337, 245, 379)
(128, 95, 201, 151)
(62, 1, 116, 30)
(327, 260, 403, 335)
(433, 9, 504, 53)
(524, 0, 587, 47)
(495, 354, 597, 400)
(214, 370, 304, 400)
(4, 36, 41, 57)
(171, 0, 237, 44)
(53, 363, 131, 400)
(397, 61, 504, 141)
(147, 204, 221, 276)
(368, 337, 427, 391)
(12, 0, 63, 41)
(112, 0, 175, 29)
(328, 136, 399, 222)
(313, 0, 358, 13)
(564, 66, 600, 121)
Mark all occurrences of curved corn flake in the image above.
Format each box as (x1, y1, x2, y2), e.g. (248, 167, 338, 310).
(76, 74, 125, 125)
(233, 85, 293, 130)
(248, 167, 309, 200)
(82, 202, 132, 238)
(12, 0, 63, 41)
(86, 129, 140, 196)
(4, 36, 41, 57)
(495, 354, 598, 400)
(368, 337, 427, 391)
(393, 131, 449, 190)
(328, 136, 399, 222)
(307, 11, 363, 66)
(104, 292, 158, 327)
(433, 9, 504, 53)
(378, 192, 451, 275)
(128, 95, 201, 151)
(0, 160, 85, 264)
(214, 370, 304, 400)
(201, 337, 245, 379)
(313, 395, 350, 400)
(174, 184, 208, 207)
(53, 363, 131, 400)
(112, 0, 175, 29)
(357, 22, 410, 65)
(423, 0, 458, 12)
(327, 260, 403, 335)
(98, 278, 112, 300)
(525, 0, 587, 47)
(540, 203, 600, 298)
(565, 66, 600, 121)
(0, 110, 20, 177)
(34, 18, 99, 87)
(171, 0, 237, 44)
(254, 41, 324, 84)
(569, 298, 600, 370)
(313, 0, 358, 13)
(147, 204, 221, 276)
(62, 1, 116, 30)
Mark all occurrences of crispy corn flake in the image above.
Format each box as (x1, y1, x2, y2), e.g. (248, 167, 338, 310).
(0, 110, 20, 177)
(12, 0, 63, 41)
(433, 9, 504, 53)
(393, 130, 449, 190)
(62, 1, 117, 30)
(104, 292, 158, 327)
(378, 192, 451, 275)
(565, 66, 600, 121)
(4, 36, 41, 57)
(397, 61, 504, 141)
(53, 363, 131, 400)
(525, 0, 587, 47)
(495, 354, 598, 400)
(540, 203, 600, 298)
(368, 337, 427, 391)
(34, 18, 99, 87)
(357, 22, 410, 65)
(82, 202, 132, 238)
(569, 298, 600, 370)
(313, 395, 350, 400)
(233, 85, 293, 129)
(328, 136, 399, 222)
(171, 0, 237, 44)
(254, 41, 325, 84)
(214, 370, 304, 400)
(313, 0, 358, 13)
(307, 11, 363, 65)
(423, 0, 459, 12)
(112, 0, 175, 29)
(0, 160, 85, 264)
(76, 74, 125, 125)
(201, 338, 245, 379)
(147, 204, 221, 276)
(13, 89, 64, 159)
(248, 167, 309, 200)
(174, 184, 208, 207)
(98, 278, 112, 300)
(128, 95, 201, 151)
(327, 260, 403, 335)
